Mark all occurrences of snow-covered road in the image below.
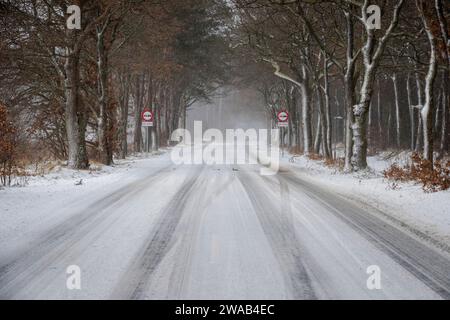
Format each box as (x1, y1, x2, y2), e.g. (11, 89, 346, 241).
(0, 152, 449, 299)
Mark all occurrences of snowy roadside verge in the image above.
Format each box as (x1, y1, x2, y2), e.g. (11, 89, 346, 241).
(284, 154, 450, 250)
(0, 150, 170, 261)
(7, 150, 168, 188)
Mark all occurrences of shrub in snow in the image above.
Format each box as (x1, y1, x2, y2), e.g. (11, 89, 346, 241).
(383, 153, 450, 193)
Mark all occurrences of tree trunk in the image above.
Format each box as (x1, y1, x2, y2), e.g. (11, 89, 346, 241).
(351, 64, 375, 170)
(368, 100, 372, 150)
(164, 87, 172, 145)
(376, 79, 383, 150)
(313, 111, 321, 154)
(417, 0, 438, 166)
(290, 89, 298, 148)
(152, 83, 160, 152)
(392, 73, 401, 148)
(118, 71, 130, 159)
(406, 74, 416, 150)
(387, 104, 392, 147)
(440, 72, 449, 155)
(96, 26, 112, 165)
(323, 58, 332, 157)
(343, 9, 355, 171)
(300, 77, 312, 155)
(179, 105, 186, 130)
(317, 88, 331, 158)
(415, 72, 424, 152)
(435, 0, 449, 155)
(64, 48, 88, 169)
(133, 74, 144, 153)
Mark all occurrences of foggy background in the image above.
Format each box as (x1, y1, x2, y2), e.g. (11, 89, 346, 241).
(186, 86, 269, 134)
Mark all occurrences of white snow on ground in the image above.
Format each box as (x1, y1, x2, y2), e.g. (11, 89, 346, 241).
(284, 152, 450, 247)
(0, 151, 170, 263)
(0, 146, 448, 299)
(2, 148, 448, 252)
(2, 148, 448, 255)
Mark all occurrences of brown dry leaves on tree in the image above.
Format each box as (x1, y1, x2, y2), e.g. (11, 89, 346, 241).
(0, 103, 17, 186)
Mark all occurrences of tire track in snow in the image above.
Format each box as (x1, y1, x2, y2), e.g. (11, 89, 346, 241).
(111, 166, 205, 299)
(279, 171, 450, 299)
(165, 169, 237, 299)
(237, 169, 316, 299)
(0, 164, 173, 299)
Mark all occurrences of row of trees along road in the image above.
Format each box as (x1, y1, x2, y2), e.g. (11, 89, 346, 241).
(0, 0, 448, 174)
(231, 0, 449, 171)
(0, 0, 232, 170)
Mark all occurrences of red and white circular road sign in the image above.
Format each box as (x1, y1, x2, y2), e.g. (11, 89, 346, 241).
(277, 110, 289, 122)
(141, 109, 154, 127)
(141, 109, 153, 122)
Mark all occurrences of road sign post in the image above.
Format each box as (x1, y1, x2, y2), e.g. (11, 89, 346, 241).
(141, 109, 154, 155)
(277, 110, 289, 157)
